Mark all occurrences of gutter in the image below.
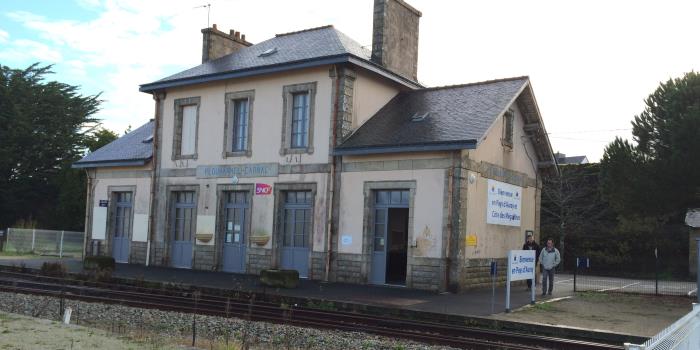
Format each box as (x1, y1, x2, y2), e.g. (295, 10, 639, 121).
(333, 141, 477, 156)
(139, 54, 422, 93)
(72, 158, 150, 169)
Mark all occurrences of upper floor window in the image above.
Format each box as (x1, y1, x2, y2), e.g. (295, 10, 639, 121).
(502, 108, 514, 149)
(280, 82, 316, 155)
(224, 90, 254, 157)
(233, 99, 249, 151)
(291, 92, 309, 148)
(173, 97, 200, 160)
(224, 91, 254, 157)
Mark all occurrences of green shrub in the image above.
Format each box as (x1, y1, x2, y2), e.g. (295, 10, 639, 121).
(40, 262, 67, 277)
(260, 269, 299, 288)
(83, 255, 115, 271)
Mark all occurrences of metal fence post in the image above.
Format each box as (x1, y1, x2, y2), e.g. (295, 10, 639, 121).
(31, 229, 36, 252)
(574, 257, 578, 293)
(655, 247, 659, 296)
(696, 238, 700, 303)
(59, 230, 64, 258)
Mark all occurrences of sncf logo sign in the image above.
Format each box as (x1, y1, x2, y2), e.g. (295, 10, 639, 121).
(255, 183, 272, 195)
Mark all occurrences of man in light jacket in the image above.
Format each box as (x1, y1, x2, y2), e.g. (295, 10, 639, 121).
(540, 238, 561, 296)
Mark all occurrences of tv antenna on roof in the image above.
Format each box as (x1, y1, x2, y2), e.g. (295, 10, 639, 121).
(194, 4, 211, 28)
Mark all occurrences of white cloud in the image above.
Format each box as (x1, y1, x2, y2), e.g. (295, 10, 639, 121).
(0, 29, 8, 43)
(0, 39, 63, 63)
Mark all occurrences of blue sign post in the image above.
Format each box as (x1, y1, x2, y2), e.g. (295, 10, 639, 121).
(505, 250, 536, 312)
(490, 260, 497, 314)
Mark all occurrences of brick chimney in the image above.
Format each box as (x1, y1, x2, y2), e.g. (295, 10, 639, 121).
(201, 24, 253, 63)
(371, 0, 421, 81)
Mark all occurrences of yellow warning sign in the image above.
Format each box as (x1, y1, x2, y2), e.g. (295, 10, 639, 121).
(466, 234, 477, 247)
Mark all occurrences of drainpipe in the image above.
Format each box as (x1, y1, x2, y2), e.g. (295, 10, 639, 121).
(444, 152, 457, 291)
(82, 168, 95, 259)
(324, 65, 341, 282)
(147, 91, 164, 266)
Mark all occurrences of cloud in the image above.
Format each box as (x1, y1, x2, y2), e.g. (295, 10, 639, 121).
(0, 29, 8, 43)
(0, 39, 63, 63)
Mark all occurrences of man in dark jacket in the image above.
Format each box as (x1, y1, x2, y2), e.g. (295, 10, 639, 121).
(522, 232, 540, 290)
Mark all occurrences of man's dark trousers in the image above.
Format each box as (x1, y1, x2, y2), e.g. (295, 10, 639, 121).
(542, 268, 555, 294)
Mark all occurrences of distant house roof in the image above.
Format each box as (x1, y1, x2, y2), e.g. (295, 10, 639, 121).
(335, 77, 529, 155)
(73, 121, 154, 168)
(555, 153, 589, 165)
(139, 25, 421, 93)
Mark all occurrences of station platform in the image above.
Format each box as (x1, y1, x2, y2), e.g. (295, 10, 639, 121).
(0, 256, 565, 317)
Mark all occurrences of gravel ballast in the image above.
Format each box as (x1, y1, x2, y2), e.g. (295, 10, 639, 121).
(0, 291, 458, 349)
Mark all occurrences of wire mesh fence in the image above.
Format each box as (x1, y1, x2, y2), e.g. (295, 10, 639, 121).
(3, 228, 84, 258)
(572, 256, 696, 297)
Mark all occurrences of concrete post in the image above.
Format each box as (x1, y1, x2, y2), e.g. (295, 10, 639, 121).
(31, 229, 36, 252)
(59, 230, 64, 258)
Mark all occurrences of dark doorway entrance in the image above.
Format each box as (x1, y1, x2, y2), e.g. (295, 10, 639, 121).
(386, 208, 409, 284)
(370, 189, 409, 285)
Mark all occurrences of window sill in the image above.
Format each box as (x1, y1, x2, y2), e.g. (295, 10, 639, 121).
(280, 146, 314, 156)
(223, 150, 252, 158)
(172, 153, 198, 160)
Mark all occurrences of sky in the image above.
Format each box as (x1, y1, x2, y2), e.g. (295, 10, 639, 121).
(1, 0, 698, 161)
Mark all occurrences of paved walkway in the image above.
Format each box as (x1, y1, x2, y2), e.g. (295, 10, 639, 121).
(0, 257, 560, 317)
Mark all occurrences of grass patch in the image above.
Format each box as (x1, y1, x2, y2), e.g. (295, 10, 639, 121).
(532, 302, 557, 312)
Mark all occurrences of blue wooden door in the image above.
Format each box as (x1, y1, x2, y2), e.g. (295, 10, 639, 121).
(112, 192, 132, 263)
(222, 191, 247, 273)
(171, 191, 196, 269)
(370, 207, 388, 284)
(280, 191, 312, 278)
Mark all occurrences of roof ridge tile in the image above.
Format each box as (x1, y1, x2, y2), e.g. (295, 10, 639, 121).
(275, 25, 334, 37)
(419, 76, 529, 92)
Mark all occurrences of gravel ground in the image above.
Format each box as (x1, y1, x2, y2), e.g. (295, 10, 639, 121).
(493, 292, 692, 337)
(0, 311, 185, 350)
(0, 291, 458, 350)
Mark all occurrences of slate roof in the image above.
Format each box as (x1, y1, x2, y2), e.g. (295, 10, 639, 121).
(556, 155, 589, 165)
(334, 77, 529, 155)
(140, 26, 420, 92)
(73, 121, 154, 168)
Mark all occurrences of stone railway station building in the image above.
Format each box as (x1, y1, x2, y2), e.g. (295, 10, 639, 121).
(74, 0, 557, 292)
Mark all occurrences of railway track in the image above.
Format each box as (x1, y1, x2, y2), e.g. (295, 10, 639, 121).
(0, 270, 622, 350)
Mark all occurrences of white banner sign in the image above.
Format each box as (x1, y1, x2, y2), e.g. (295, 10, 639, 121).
(507, 250, 536, 281)
(486, 179, 522, 227)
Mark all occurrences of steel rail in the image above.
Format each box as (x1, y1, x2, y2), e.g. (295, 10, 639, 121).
(0, 272, 622, 350)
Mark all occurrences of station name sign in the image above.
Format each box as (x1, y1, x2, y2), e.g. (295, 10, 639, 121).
(196, 163, 278, 179)
(486, 179, 522, 227)
(507, 249, 535, 281)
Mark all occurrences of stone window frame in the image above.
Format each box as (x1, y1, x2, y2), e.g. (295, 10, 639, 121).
(214, 183, 254, 271)
(361, 181, 417, 285)
(270, 182, 317, 268)
(280, 82, 317, 155)
(223, 90, 255, 158)
(172, 97, 201, 160)
(164, 184, 200, 266)
(106, 185, 136, 260)
(501, 108, 515, 150)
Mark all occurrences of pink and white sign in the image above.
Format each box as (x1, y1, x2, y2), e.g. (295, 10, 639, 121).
(255, 183, 272, 195)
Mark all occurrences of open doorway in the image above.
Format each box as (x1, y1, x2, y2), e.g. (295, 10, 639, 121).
(386, 208, 409, 284)
(370, 189, 410, 286)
